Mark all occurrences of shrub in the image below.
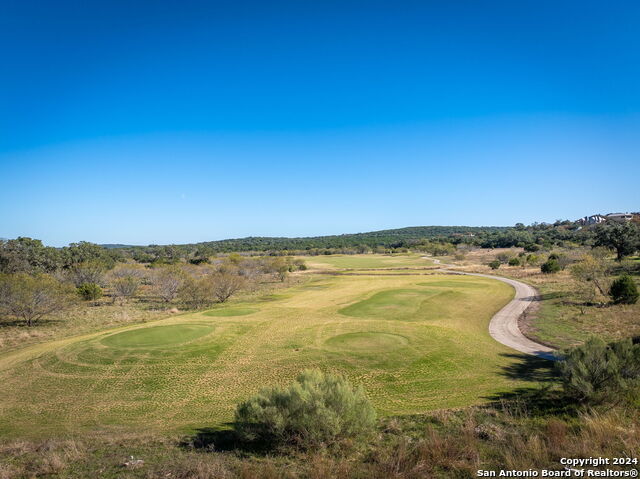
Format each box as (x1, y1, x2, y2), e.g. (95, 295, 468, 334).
(526, 254, 539, 265)
(76, 283, 103, 302)
(609, 275, 639, 304)
(508, 257, 520, 266)
(524, 243, 540, 252)
(541, 259, 561, 274)
(556, 337, 640, 404)
(488, 260, 501, 270)
(495, 252, 511, 264)
(234, 369, 376, 448)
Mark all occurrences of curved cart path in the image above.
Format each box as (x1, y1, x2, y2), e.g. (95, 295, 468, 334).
(431, 259, 556, 360)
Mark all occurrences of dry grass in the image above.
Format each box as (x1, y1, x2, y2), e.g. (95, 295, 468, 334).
(2, 404, 637, 478)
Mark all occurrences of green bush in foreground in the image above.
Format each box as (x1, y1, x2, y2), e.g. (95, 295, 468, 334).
(76, 282, 103, 301)
(609, 274, 639, 304)
(234, 369, 376, 448)
(541, 258, 561, 274)
(488, 260, 500, 270)
(556, 337, 640, 404)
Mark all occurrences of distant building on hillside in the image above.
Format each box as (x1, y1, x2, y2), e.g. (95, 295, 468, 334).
(605, 212, 634, 222)
(576, 215, 607, 226)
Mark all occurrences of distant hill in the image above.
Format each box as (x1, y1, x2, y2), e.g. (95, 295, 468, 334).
(115, 225, 511, 255)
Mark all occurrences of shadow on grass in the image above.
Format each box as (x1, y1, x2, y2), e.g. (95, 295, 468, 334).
(0, 318, 65, 328)
(498, 352, 558, 382)
(483, 352, 576, 415)
(537, 291, 565, 301)
(180, 424, 273, 455)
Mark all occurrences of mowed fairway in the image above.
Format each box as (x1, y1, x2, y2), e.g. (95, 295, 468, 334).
(0, 267, 531, 438)
(303, 253, 434, 270)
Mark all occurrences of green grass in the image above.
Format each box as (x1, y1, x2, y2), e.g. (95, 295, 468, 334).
(527, 277, 640, 349)
(101, 324, 216, 348)
(203, 307, 259, 317)
(339, 288, 453, 321)
(0, 270, 532, 439)
(304, 253, 433, 269)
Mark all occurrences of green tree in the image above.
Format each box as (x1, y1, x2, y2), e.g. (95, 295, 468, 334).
(541, 258, 561, 274)
(0, 237, 62, 273)
(594, 222, 640, 261)
(234, 369, 376, 448)
(0, 273, 74, 326)
(63, 241, 116, 269)
(609, 275, 639, 304)
(77, 283, 103, 302)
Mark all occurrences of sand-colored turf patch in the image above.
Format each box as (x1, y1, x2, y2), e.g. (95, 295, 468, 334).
(325, 332, 409, 352)
(203, 308, 259, 317)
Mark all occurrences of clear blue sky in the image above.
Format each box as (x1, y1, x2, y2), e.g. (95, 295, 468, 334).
(1, 1, 639, 246)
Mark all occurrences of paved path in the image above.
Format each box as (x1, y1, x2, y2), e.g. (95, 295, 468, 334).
(431, 258, 556, 360)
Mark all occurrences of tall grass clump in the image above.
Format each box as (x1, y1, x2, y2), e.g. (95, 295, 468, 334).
(234, 369, 376, 448)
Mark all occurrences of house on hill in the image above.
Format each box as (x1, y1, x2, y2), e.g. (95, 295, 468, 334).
(605, 212, 634, 222)
(576, 215, 606, 226)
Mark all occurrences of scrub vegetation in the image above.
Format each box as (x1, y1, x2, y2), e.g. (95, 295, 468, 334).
(1, 217, 639, 477)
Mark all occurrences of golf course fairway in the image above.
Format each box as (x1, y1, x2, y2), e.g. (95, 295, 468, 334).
(0, 271, 534, 438)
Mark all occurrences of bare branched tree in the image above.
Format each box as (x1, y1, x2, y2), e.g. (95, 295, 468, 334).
(570, 253, 610, 309)
(178, 276, 214, 309)
(211, 271, 245, 303)
(0, 273, 74, 326)
(152, 267, 185, 302)
(66, 261, 107, 287)
(111, 276, 141, 303)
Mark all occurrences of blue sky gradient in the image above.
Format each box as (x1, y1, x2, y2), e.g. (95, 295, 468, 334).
(1, 1, 639, 246)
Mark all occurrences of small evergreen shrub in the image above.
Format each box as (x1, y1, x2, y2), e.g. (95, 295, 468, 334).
(508, 257, 520, 266)
(609, 275, 639, 304)
(76, 283, 103, 301)
(556, 337, 640, 404)
(234, 369, 376, 448)
(488, 260, 501, 270)
(541, 259, 561, 274)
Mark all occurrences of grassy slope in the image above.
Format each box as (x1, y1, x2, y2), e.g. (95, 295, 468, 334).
(0, 265, 526, 439)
